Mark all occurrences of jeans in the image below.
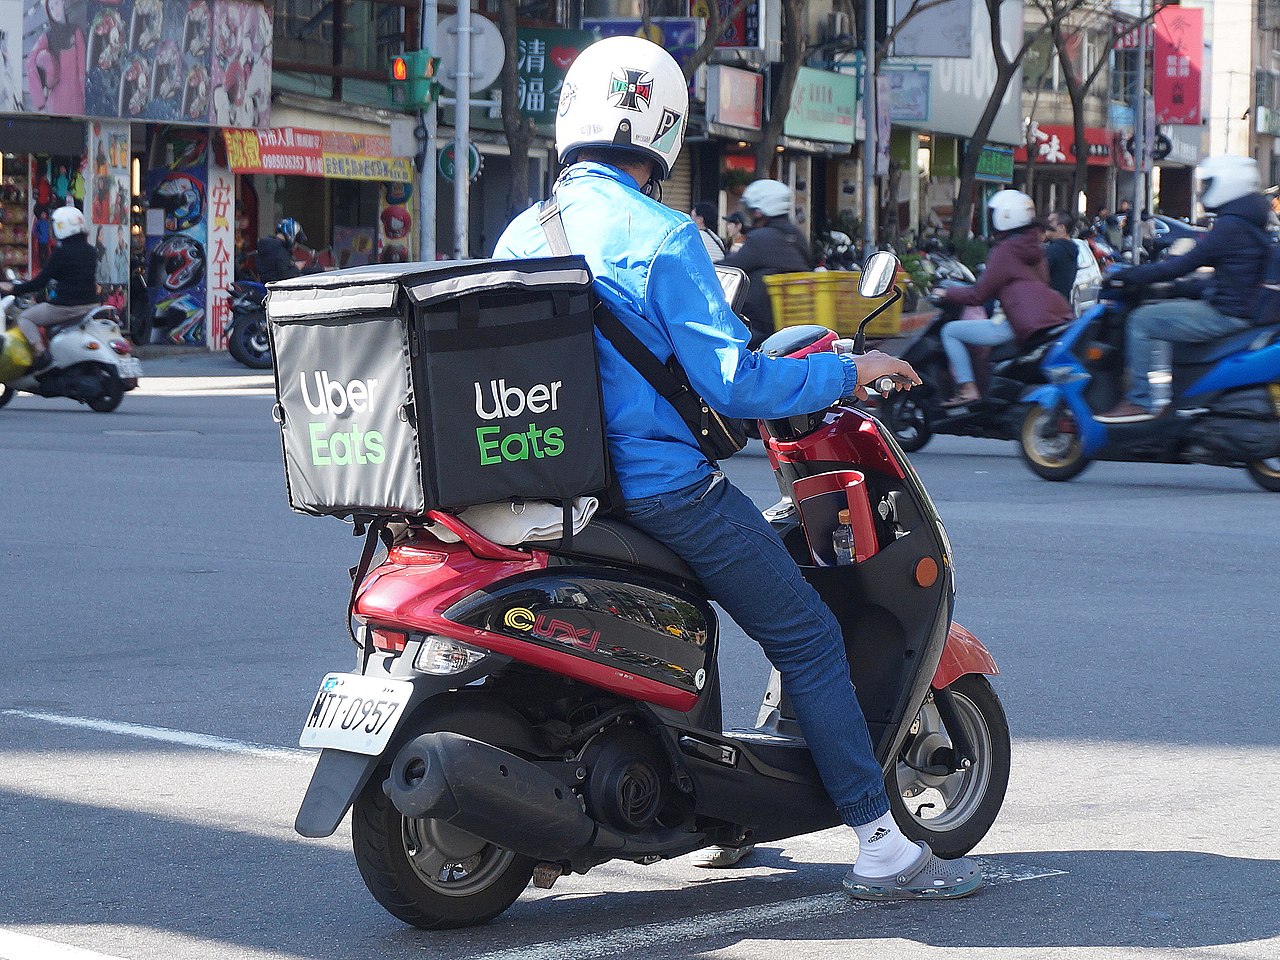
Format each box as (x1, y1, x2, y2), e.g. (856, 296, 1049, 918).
(623, 472, 889, 827)
(940, 317, 1014, 386)
(1126, 299, 1252, 408)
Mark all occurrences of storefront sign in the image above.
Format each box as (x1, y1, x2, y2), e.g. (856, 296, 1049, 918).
(223, 128, 412, 182)
(9, 0, 271, 126)
(86, 121, 130, 291)
(706, 65, 762, 131)
(1014, 122, 1113, 166)
(691, 0, 761, 50)
(975, 145, 1014, 183)
(1114, 24, 1155, 50)
(784, 67, 856, 145)
(511, 27, 592, 130)
(1154, 7, 1203, 126)
(884, 68, 930, 123)
(892, 0, 972, 58)
(144, 127, 209, 346)
(207, 162, 235, 350)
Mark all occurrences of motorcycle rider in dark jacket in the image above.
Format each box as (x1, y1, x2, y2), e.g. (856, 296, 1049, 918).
(1098, 155, 1271, 423)
(256, 218, 305, 284)
(722, 179, 813, 348)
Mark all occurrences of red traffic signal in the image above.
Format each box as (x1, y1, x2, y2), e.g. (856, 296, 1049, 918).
(391, 56, 409, 82)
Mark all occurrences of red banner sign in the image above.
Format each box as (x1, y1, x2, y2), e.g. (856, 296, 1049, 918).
(1014, 123, 1114, 167)
(1154, 7, 1203, 125)
(223, 128, 324, 176)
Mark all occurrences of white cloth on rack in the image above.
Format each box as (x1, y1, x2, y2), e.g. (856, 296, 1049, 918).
(426, 496, 600, 545)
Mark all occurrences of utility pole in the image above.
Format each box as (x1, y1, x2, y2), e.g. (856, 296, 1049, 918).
(1130, 0, 1147, 260)
(453, 0, 472, 260)
(419, 0, 437, 262)
(861, 0, 877, 253)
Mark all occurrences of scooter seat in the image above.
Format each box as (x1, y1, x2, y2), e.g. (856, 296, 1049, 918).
(543, 516, 699, 584)
(988, 323, 1069, 364)
(1173, 323, 1280, 366)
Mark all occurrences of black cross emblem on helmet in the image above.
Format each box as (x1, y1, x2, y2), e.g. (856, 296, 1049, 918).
(609, 69, 653, 112)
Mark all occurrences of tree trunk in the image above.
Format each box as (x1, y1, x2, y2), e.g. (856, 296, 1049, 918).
(951, 62, 1019, 241)
(498, 0, 534, 222)
(1052, 26, 1089, 210)
(754, 0, 809, 173)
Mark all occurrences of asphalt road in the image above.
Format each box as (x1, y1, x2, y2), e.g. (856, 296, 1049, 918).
(1, 353, 1277, 960)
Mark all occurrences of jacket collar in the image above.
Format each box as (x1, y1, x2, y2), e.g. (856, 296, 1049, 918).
(558, 161, 641, 193)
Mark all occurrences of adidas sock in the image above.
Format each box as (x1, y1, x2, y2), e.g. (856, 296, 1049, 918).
(851, 811, 921, 877)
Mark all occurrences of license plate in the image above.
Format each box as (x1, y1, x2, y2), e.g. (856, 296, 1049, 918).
(119, 358, 143, 378)
(298, 673, 413, 755)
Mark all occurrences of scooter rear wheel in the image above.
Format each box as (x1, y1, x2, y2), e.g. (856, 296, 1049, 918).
(1246, 458, 1280, 492)
(1018, 403, 1091, 481)
(351, 775, 536, 929)
(86, 368, 125, 413)
(228, 314, 273, 369)
(889, 675, 1010, 859)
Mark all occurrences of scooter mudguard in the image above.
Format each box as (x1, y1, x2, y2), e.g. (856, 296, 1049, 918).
(1023, 383, 1108, 455)
(932, 622, 999, 689)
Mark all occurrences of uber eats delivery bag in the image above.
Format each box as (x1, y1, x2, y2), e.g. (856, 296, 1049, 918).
(267, 259, 609, 519)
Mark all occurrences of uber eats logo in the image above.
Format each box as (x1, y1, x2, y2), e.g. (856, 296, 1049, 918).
(301, 371, 386, 466)
(474, 378, 565, 465)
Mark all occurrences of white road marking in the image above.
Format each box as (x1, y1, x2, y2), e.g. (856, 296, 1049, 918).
(0, 929, 129, 960)
(2, 710, 312, 763)
(472, 861, 1066, 960)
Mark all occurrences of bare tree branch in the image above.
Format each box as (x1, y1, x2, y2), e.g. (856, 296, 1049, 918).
(683, 0, 754, 80)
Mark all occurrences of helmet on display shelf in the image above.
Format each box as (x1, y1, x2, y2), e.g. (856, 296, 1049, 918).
(554, 35, 688, 182)
(52, 205, 87, 240)
(1196, 155, 1260, 211)
(150, 172, 205, 232)
(741, 179, 794, 219)
(987, 190, 1037, 233)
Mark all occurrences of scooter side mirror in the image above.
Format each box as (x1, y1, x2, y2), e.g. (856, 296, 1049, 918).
(858, 251, 898, 299)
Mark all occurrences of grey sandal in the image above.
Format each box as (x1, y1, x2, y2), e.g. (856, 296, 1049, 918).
(692, 844, 756, 869)
(843, 840, 982, 901)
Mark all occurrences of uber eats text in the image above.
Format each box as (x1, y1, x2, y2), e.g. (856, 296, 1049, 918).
(474, 378, 565, 465)
(301, 371, 386, 466)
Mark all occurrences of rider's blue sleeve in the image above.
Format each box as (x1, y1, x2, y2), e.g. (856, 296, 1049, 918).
(646, 222, 858, 418)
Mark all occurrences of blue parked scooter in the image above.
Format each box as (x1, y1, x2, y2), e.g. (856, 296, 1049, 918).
(1018, 281, 1280, 491)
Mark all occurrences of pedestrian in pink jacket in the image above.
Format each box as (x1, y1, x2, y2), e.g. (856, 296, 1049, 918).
(25, 0, 85, 116)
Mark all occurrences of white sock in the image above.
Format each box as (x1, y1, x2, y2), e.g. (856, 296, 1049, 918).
(851, 811, 921, 876)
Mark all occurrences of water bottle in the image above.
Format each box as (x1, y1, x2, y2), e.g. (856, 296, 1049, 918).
(832, 509, 855, 566)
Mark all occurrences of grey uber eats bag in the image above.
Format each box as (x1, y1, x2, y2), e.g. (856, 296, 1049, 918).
(267, 259, 611, 525)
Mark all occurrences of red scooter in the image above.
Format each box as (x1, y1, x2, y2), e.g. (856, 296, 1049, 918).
(292, 254, 1010, 929)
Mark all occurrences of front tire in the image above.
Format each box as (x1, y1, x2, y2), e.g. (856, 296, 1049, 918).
(0, 382, 14, 409)
(351, 773, 536, 929)
(1246, 458, 1280, 492)
(880, 391, 933, 453)
(1019, 403, 1091, 481)
(227, 314, 273, 369)
(889, 675, 1010, 859)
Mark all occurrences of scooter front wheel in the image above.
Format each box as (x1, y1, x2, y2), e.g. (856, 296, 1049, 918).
(1018, 403, 1091, 481)
(0, 382, 13, 409)
(1246, 458, 1280, 492)
(352, 772, 536, 929)
(880, 391, 933, 453)
(889, 675, 1010, 859)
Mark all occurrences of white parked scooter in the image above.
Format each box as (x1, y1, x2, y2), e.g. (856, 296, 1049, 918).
(1, 284, 142, 413)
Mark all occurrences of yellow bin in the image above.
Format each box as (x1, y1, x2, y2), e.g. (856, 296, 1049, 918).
(763, 271, 905, 339)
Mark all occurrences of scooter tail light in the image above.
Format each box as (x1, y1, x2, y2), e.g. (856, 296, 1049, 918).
(387, 543, 448, 565)
(85, 340, 102, 350)
(415, 636, 488, 674)
(109, 339, 132, 355)
(369, 627, 408, 652)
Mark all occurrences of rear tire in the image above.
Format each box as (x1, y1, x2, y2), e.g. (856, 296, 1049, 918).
(85, 368, 124, 413)
(880, 391, 933, 453)
(351, 775, 536, 929)
(1246, 458, 1280, 492)
(889, 675, 1010, 859)
(228, 314, 273, 369)
(1018, 403, 1090, 481)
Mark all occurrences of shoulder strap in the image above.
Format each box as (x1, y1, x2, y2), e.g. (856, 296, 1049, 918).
(537, 195, 694, 403)
(347, 517, 391, 648)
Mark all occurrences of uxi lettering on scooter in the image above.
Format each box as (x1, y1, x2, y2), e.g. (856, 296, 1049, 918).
(534, 613, 600, 652)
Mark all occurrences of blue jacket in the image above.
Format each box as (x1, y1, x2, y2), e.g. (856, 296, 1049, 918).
(1120, 193, 1271, 320)
(494, 162, 857, 499)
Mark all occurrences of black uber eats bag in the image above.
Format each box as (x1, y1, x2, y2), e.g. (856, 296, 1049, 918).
(267, 259, 609, 520)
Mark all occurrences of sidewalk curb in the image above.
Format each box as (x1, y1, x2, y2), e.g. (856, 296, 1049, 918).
(133, 344, 211, 359)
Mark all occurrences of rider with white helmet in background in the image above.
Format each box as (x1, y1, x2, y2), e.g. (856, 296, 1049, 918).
(1098, 154, 1273, 423)
(492, 36, 978, 903)
(935, 189, 1073, 407)
(722, 179, 813, 347)
(0, 205, 99, 370)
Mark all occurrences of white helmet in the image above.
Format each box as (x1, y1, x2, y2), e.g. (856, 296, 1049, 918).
(555, 36, 688, 181)
(741, 179, 793, 218)
(52, 205, 87, 240)
(987, 190, 1036, 233)
(1197, 155, 1259, 211)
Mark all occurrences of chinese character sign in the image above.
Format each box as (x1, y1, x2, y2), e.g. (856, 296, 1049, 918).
(513, 27, 592, 130)
(1154, 7, 1202, 126)
(206, 161, 234, 350)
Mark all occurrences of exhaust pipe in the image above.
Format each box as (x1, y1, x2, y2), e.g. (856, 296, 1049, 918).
(385, 732, 596, 862)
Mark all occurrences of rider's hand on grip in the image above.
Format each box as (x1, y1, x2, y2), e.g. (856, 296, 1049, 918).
(851, 350, 921, 402)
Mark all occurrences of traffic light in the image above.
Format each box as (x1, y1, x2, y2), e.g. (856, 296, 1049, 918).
(389, 50, 441, 109)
